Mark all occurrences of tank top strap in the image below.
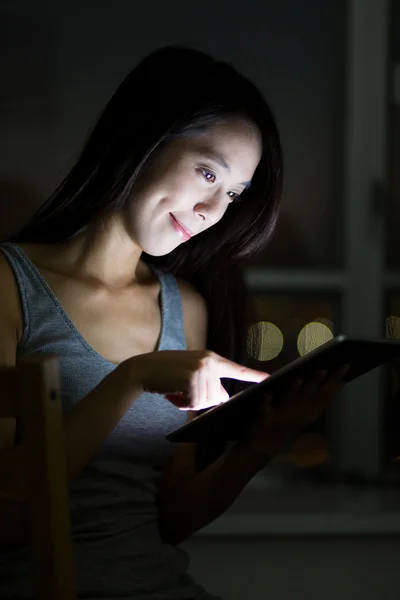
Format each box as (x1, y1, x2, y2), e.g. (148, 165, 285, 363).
(148, 264, 187, 352)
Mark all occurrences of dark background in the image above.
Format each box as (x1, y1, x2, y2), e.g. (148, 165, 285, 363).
(0, 1, 399, 599)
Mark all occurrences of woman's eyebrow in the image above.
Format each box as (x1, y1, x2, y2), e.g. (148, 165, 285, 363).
(199, 149, 231, 172)
(198, 149, 252, 188)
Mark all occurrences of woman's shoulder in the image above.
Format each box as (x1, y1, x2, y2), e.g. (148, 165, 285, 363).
(0, 251, 23, 356)
(176, 278, 207, 351)
(176, 278, 207, 322)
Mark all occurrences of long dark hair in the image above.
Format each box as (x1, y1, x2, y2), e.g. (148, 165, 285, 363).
(12, 46, 283, 391)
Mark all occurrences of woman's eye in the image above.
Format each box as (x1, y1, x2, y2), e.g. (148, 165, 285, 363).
(199, 168, 242, 203)
(200, 168, 216, 183)
(227, 191, 242, 203)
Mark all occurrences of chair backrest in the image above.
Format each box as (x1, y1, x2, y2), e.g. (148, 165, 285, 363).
(0, 354, 77, 600)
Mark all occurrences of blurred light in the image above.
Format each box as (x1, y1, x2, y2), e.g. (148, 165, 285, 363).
(247, 321, 284, 361)
(297, 322, 334, 356)
(288, 434, 329, 468)
(312, 317, 334, 330)
(386, 316, 400, 339)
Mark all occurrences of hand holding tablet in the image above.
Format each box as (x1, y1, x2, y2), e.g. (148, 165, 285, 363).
(237, 364, 349, 458)
(167, 336, 400, 443)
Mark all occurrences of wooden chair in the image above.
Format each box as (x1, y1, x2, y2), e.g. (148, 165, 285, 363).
(0, 354, 77, 599)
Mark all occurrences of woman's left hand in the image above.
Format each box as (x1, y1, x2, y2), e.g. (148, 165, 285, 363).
(237, 365, 349, 461)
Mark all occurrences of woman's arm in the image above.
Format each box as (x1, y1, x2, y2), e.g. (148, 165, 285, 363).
(158, 283, 346, 545)
(158, 434, 269, 545)
(158, 280, 269, 544)
(0, 256, 144, 542)
(0, 358, 144, 543)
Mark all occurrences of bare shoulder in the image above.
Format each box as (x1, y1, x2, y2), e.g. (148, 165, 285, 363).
(176, 279, 207, 351)
(0, 253, 22, 354)
(0, 253, 22, 452)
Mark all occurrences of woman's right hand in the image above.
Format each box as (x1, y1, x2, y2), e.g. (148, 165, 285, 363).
(128, 350, 269, 410)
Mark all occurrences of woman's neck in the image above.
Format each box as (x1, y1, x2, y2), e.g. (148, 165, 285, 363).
(20, 215, 149, 291)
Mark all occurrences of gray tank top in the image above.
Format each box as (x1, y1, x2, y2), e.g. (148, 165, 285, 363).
(0, 242, 221, 600)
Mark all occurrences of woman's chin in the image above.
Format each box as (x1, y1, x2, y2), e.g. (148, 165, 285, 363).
(142, 239, 182, 257)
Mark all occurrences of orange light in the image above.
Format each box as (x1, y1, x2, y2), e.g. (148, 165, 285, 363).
(287, 434, 329, 468)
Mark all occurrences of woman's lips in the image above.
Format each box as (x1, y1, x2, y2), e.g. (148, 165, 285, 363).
(169, 213, 192, 242)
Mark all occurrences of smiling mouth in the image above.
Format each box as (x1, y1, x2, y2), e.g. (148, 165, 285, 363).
(169, 213, 192, 242)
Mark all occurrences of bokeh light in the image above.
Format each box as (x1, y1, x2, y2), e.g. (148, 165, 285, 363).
(247, 321, 284, 361)
(297, 322, 334, 356)
(312, 317, 334, 330)
(386, 316, 400, 339)
(287, 434, 329, 468)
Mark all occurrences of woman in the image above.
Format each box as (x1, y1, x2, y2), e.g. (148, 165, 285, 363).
(0, 47, 347, 599)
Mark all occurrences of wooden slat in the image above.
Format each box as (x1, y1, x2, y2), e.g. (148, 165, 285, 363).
(0, 366, 19, 417)
(18, 355, 77, 600)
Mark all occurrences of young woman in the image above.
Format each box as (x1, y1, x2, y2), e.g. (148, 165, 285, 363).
(0, 47, 347, 599)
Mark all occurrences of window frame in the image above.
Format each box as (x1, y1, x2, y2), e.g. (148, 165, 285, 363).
(197, 0, 396, 538)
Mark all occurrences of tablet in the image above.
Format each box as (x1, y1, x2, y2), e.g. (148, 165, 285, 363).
(166, 335, 400, 443)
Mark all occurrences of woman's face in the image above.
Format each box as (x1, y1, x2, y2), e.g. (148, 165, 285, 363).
(124, 118, 262, 256)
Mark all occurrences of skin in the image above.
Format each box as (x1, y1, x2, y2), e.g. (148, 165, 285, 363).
(124, 118, 260, 258)
(0, 118, 347, 545)
(4, 119, 261, 368)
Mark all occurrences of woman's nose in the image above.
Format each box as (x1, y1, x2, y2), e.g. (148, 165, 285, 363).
(193, 190, 225, 224)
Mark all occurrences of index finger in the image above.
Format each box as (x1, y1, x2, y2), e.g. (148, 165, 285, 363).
(216, 356, 270, 383)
